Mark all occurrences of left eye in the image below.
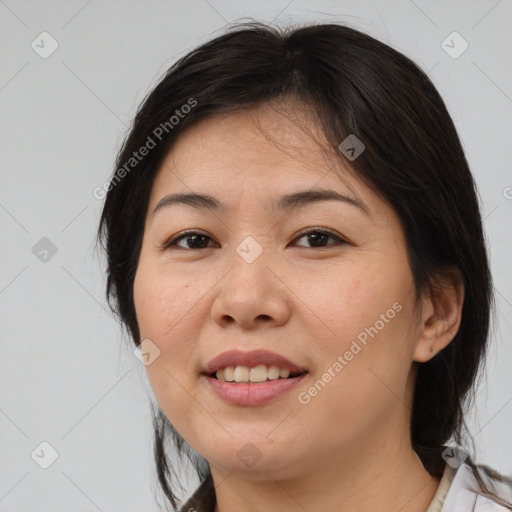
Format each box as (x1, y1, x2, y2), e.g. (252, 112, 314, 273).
(163, 228, 348, 250)
(293, 229, 348, 248)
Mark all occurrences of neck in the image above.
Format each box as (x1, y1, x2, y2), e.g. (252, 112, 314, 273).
(211, 432, 440, 512)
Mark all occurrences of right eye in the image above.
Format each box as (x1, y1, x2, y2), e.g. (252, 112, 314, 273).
(162, 230, 218, 250)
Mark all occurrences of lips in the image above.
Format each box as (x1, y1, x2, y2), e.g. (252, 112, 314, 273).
(202, 349, 307, 376)
(202, 349, 309, 406)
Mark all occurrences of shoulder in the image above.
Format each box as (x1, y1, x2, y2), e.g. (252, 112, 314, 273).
(441, 462, 512, 511)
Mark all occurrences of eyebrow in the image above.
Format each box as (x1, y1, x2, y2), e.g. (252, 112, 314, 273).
(152, 188, 371, 218)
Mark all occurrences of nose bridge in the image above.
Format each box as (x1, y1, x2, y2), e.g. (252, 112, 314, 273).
(235, 234, 266, 266)
(227, 233, 273, 296)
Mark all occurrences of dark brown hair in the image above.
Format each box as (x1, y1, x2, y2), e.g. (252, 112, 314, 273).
(96, 21, 512, 510)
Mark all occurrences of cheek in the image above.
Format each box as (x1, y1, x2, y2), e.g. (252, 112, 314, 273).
(298, 262, 402, 347)
(297, 307, 415, 446)
(133, 267, 193, 385)
(134, 267, 200, 427)
(134, 264, 201, 343)
(297, 260, 416, 399)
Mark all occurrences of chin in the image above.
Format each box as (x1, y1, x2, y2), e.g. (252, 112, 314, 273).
(196, 432, 302, 478)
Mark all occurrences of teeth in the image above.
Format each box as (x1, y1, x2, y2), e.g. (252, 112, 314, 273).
(279, 368, 290, 378)
(233, 366, 249, 383)
(224, 366, 234, 381)
(267, 365, 280, 380)
(249, 365, 268, 383)
(215, 364, 297, 383)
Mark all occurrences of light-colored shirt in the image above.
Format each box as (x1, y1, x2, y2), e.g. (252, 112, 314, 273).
(426, 462, 456, 512)
(437, 462, 512, 511)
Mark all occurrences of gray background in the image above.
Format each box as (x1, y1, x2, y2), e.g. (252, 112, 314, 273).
(1, 0, 511, 510)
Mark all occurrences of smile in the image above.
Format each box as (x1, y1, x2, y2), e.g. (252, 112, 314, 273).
(214, 364, 305, 383)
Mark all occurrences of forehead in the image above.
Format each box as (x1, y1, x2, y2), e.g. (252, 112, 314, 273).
(148, 103, 380, 215)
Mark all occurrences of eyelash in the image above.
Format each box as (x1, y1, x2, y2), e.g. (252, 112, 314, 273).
(162, 227, 349, 250)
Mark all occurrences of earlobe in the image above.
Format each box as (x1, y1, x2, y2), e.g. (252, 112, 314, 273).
(413, 268, 465, 363)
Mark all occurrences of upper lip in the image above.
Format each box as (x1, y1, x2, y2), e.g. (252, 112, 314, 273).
(203, 349, 307, 375)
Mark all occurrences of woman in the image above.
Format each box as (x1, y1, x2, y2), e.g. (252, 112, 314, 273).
(96, 22, 512, 511)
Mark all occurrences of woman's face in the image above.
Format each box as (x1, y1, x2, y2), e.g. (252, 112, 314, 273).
(133, 103, 426, 479)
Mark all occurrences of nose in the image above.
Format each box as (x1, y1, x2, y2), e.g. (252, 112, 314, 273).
(210, 241, 292, 330)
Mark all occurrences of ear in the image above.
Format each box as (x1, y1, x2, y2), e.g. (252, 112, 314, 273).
(413, 267, 465, 363)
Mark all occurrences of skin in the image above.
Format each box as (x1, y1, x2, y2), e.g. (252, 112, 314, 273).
(133, 101, 464, 512)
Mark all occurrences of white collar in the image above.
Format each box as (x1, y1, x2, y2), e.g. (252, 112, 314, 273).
(441, 463, 512, 511)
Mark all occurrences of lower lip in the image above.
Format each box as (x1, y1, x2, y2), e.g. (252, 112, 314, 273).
(203, 373, 308, 406)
